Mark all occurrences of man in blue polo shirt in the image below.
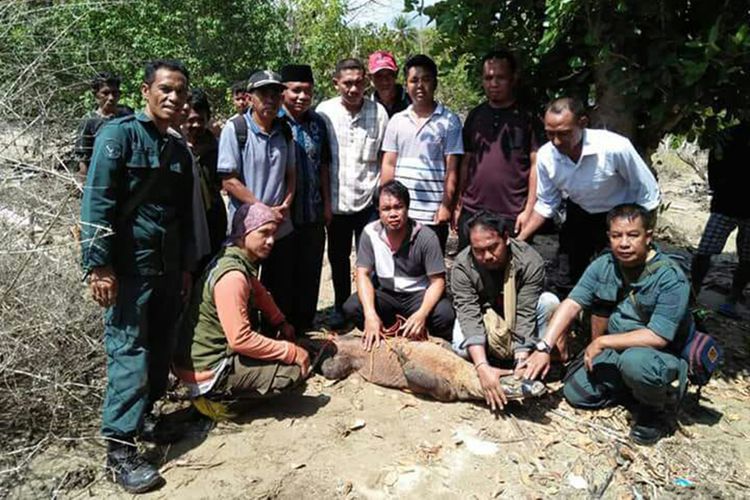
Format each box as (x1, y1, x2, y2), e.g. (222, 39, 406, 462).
(343, 180, 454, 351)
(519, 203, 692, 445)
(217, 70, 296, 318)
(381, 54, 463, 253)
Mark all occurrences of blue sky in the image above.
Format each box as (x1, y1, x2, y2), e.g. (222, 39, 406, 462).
(348, 0, 436, 28)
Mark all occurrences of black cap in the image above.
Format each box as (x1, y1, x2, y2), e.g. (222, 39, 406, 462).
(247, 70, 285, 92)
(280, 64, 314, 84)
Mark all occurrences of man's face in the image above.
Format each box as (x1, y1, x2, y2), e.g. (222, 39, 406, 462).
(544, 109, 585, 158)
(232, 90, 248, 113)
(371, 70, 397, 96)
(184, 107, 207, 142)
(243, 222, 278, 260)
(406, 66, 436, 106)
(470, 226, 509, 270)
(141, 68, 188, 125)
(283, 81, 313, 116)
(378, 192, 408, 232)
(95, 84, 120, 115)
(172, 101, 189, 128)
(333, 69, 367, 108)
(482, 58, 515, 105)
(249, 86, 283, 122)
(608, 216, 652, 268)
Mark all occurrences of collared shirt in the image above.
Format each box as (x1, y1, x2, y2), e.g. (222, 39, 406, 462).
(217, 111, 295, 238)
(371, 84, 411, 118)
(382, 103, 464, 224)
(534, 128, 660, 218)
(451, 239, 546, 348)
(80, 111, 193, 276)
(316, 97, 389, 214)
(568, 247, 693, 353)
(280, 108, 331, 225)
(356, 219, 445, 294)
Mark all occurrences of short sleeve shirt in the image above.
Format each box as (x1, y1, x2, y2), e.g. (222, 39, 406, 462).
(217, 112, 295, 237)
(356, 220, 445, 293)
(381, 103, 463, 224)
(316, 97, 389, 214)
(461, 103, 540, 218)
(568, 249, 694, 352)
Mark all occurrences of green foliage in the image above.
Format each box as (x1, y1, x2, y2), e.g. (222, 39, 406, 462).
(1, 0, 291, 122)
(412, 0, 750, 154)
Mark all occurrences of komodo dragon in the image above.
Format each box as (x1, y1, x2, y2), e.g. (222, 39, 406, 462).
(307, 334, 546, 403)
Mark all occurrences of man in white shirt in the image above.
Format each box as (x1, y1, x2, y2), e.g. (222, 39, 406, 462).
(317, 58, 389, 327)
(517, 97, 660, 283)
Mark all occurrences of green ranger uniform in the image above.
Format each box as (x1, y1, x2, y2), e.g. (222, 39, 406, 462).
(563, 248, 692, 410)
(80, 111, 193, 439)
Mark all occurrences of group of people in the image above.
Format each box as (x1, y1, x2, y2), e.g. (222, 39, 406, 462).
(77, 49, 741, 494)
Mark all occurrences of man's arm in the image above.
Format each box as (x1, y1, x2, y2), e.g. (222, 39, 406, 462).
(80, 125, 126, 307)
(517, 152, 559, 241)
(584, 328, 667, 371)
(615, 138, 660, 210)
(515, 151, 538, 234)
(452, 152, 472, 230)
(402, 273, 445, 338)
(277, 137, 296, 218)
(221, 174, 258, 204)
(217, 120, 258, 205)
(435, 154, 459, 224)
(381, 151, 398, 185)
(355, 266, 382, 351)
(516, 210, 547, 241)
(518, 298, 582, 380)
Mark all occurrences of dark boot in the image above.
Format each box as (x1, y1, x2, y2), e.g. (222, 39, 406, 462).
(139, 413, 185, 445)
(629, 406, 667, 446)
(106, 439, 164, 494)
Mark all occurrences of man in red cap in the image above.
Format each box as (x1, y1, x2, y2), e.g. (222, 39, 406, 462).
(368, 50, 410, 118)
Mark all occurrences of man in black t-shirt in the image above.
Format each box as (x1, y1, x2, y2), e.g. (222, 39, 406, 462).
(74, 72, 133, 176)
(454, 50, 540, 250)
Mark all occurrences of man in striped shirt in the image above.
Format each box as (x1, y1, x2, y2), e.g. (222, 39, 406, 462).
(381, 54, 464, 253)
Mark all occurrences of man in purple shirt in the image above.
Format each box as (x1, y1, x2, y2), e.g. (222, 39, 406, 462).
(454, 50, 541, 250)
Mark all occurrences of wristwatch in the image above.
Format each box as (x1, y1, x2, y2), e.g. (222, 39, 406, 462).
(535, 339, 552, 354)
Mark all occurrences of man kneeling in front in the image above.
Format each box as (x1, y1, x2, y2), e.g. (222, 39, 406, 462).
(174, 203, 310, 419)
(519, 203, 692, 445)
(343, 180, 455, 350)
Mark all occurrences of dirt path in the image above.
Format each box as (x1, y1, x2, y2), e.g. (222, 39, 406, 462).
(24, 156, 750, 499)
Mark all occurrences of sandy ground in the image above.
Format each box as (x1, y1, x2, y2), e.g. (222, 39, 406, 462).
(21, 154, 750, 499)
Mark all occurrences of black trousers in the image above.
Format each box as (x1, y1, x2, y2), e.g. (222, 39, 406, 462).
(342, 288, 455, 340)
(261, 231, 296, 319)
(327, 207, 377, 309)
(563, 201, 609, 284)
(288, 222, 326, 332)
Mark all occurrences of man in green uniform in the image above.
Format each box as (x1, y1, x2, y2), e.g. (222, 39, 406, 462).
(80, 59, 194, 493)
(518, 203, 692, 445)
